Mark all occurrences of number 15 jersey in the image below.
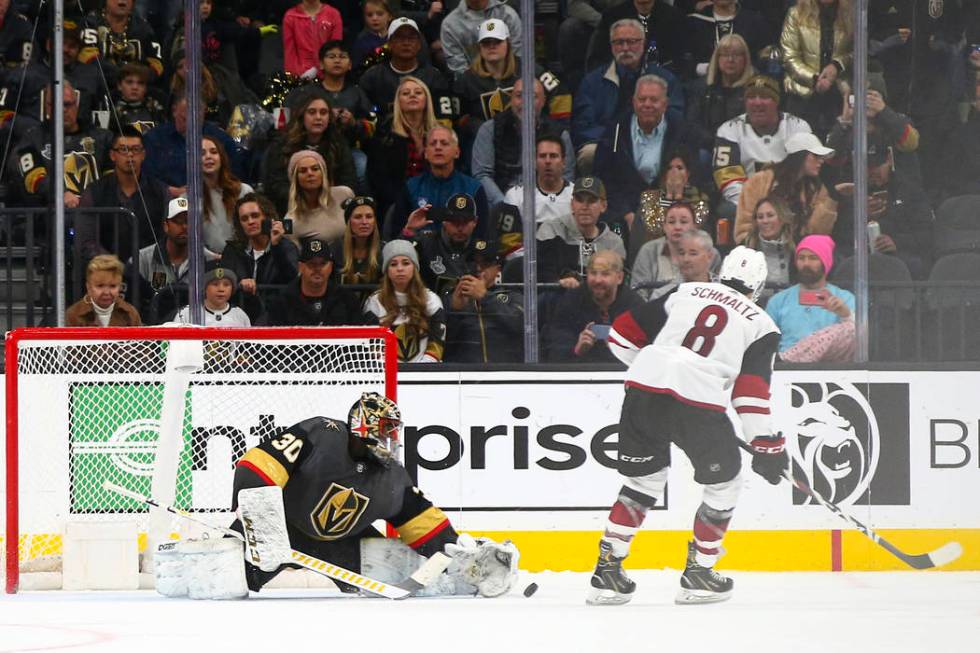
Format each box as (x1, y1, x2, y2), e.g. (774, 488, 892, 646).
(608, 282, 781, 438)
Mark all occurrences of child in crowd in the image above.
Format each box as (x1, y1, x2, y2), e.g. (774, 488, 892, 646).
(352, 0, 394, 70)
(113, 63, 166, 132)
(175, 267, 251, 326)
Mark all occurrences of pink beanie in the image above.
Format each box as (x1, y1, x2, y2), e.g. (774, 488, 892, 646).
(796, 235, 835, 274)
(287, 149, 328, 180)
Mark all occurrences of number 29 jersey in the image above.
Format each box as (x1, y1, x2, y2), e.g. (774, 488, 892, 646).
(608, 282, 781, 438)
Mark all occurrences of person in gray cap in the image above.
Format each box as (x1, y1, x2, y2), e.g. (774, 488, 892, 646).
(265, 238, 362, 326)
(364, 240, 446, 362)
(174, 265, 252, 327)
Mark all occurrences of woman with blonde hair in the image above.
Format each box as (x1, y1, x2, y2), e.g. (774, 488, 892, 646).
(201, 135, 252, 257)
(66, 255, 142, 326)
(780, 0, 854, 133)
(687, 34, 757, 149)
(333, 196, 384, 307)
(284, 149, 355, 247)
(367, 76, 439, 215)
(740, 195, 798, 294)
(363, 240, 445, 363)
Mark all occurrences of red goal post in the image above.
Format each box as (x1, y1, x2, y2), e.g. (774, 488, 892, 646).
(3, 326, 397, 593)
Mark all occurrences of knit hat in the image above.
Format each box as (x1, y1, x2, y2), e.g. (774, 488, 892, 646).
(287, 149, 327, 180)
(203, 266, 238, 288)
(382, 240, 419, 271)
(796, 235, 835, 275)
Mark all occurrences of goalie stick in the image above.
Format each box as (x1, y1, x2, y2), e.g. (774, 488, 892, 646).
(102, 481, 450, 599)
(736, 440, 962, 570)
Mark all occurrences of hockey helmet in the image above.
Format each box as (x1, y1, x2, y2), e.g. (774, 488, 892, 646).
(348, 392, 402, 462)
(719, 246, 768, 302)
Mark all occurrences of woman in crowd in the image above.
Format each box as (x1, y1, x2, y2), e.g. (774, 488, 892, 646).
(739, 195, 798, 297)
(627, 148, 712, 264)
(780, 0, 854, 136)
(735, 132, 838, 244)
(631, 202, 720, 301)
(221, 192, 300, 296)
(202, 135, 253, 258)
(333, 196, 384, 306)
(363, 240, 445, 363)
(686, 34, 757, 150)
(366, 76, 440, 217)
(284, 149, 355, 247)
(263, 90, 357, 215)
(66, 255, 142, 327)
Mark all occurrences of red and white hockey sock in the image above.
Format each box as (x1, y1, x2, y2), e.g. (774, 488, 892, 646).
(603, 485, 658, 558)
(692, 503, 734, 568)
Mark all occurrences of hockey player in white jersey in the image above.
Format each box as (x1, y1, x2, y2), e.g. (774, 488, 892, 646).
(587, 246, 787, 606)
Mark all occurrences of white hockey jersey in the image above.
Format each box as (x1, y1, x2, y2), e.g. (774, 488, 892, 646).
(713, 113, 812, 203)
(608, 282, 781, 438)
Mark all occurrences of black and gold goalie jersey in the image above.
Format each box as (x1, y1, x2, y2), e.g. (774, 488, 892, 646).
(233, 416, 455, 556)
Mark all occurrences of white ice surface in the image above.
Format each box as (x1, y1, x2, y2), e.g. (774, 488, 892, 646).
(2, 571, 979, 653)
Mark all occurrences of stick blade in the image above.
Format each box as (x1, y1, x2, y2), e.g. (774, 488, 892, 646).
(927, 541, 963, 569)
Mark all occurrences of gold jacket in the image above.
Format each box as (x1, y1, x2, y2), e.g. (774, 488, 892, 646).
(780, 5, 853, 99)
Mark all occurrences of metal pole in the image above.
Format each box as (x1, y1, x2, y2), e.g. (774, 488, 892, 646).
(184, 0, 205, 324)
(852, 0, 869, 363)
(519, 0, 538, 362)
(52, 1, 65, 325)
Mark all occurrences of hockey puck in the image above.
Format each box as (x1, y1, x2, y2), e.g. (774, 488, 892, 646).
(523, 582, 539, 598)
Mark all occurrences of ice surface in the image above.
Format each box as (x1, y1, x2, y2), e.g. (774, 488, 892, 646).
(2, 571, 979, 652)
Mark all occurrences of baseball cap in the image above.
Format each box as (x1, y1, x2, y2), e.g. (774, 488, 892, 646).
(867, 134, 891, 167)
(387, 17, 420, 39)
(785, 132, 834, 157)
(473, 240, 503, 266)
(167, 197, 189, 220)
(298, 238, 334, 262)
(478, 19, 510, 42)
(343, 195, 377, 222)
(744, 75, 781, 102)
(573, 176, 606, 200)
(444, 193, 477, 221)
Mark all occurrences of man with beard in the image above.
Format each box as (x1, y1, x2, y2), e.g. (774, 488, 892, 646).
(266, 238, 362, 326)
(544, 249, 643, 363)
(765, 234, 856, 362)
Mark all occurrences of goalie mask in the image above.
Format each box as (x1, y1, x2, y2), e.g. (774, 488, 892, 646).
(348, 392, 402, 464)
(719, 245, 768, 302)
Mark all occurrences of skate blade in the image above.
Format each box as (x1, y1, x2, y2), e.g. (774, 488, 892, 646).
(586, 587, 633, 606)
(674, 587, 732, 605)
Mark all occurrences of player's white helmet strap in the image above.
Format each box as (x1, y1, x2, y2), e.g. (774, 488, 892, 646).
(348, 392, 402, 461)
(719, 246, 768, 302)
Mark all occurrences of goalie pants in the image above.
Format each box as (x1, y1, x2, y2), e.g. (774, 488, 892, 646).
(230, 519, 386, 591)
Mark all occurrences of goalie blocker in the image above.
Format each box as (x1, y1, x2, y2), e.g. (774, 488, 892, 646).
(155, 393, 519, 599)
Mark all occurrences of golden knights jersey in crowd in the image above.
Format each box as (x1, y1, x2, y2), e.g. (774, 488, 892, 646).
(234, 416, 454, 552)
(609, 282, 780, 438)
(78, 9, 164, 80)
(453, 63, 571, 126)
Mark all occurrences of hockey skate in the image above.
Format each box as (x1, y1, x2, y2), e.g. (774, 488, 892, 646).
(586, 540, 635, 605)
(675, 540, 733, 604)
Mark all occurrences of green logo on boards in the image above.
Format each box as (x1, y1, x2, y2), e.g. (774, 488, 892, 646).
(68, 383, 194, 513)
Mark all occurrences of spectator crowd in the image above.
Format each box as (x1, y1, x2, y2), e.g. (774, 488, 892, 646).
(4, 0, 979, 364)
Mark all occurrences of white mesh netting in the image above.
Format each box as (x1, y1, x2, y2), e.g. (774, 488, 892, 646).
(2, 328, 393, 590)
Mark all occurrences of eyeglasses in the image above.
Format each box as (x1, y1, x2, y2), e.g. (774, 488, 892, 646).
(611, 38, 643, 47)
(112, 145, 144, 154)
(323, 53, 350, 60)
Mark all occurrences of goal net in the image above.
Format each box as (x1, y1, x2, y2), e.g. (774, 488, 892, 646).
(2, 326, 396, 593)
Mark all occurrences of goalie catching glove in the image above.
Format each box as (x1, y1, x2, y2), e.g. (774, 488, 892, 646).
(444, 534, 520, 598)
(749, 433, 788, 485)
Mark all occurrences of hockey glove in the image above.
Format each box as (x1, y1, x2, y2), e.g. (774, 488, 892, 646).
(749, 434, 788, 485)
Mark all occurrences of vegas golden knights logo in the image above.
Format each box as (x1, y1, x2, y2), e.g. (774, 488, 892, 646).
(310, 483, 370, 540)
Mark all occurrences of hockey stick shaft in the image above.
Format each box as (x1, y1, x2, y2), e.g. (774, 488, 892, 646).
(102, 481, 411, 599)
(736, 440, 962, 569)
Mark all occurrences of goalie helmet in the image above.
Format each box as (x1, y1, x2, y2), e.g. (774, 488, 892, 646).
(348, 392, 402, 463)
(719, 246, 768, 302)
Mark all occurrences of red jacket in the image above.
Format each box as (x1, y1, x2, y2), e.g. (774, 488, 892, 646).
(282, 3, 343, 77)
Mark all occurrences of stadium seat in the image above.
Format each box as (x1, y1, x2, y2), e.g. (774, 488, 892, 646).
(925, 252, 980, 361)
(933, 195, 980, 258)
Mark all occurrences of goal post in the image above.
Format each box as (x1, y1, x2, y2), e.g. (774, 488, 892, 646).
(3, 326, 397, 593)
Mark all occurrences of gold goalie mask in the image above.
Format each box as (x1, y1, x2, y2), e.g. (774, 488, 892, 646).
(347, 392, 402, 464)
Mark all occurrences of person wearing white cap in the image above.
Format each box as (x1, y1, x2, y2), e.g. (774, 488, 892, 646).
(734, 131, 838, 244)
(441, 0, 523, 75)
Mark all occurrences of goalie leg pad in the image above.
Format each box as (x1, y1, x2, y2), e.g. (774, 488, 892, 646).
(445, 534, 521, 598)
(154, 538, 249, 600)
(361, 538, 476, 597)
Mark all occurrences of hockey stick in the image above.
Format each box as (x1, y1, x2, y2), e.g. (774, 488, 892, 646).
(736, 440, 962, 569)
(102, 481, 448, 598)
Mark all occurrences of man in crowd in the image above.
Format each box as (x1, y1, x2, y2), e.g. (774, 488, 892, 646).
(413, 193, 493, 296)
(544, 250, 642, 363)
(713, 75, 813, 215)
(267, 239, 362, 326)
(766, 235, 856, 362)
(131, 197, 191, 322)
(587, 0, 686, 73)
